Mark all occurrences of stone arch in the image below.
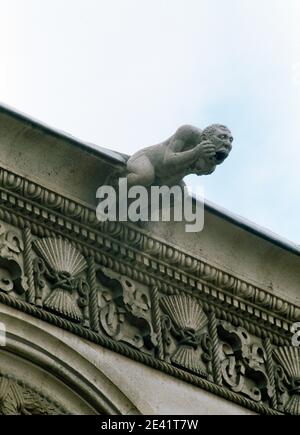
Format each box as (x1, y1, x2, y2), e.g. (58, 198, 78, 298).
(0, 308, 140, 415)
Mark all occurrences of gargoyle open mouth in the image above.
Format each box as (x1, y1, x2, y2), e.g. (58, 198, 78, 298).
(215, 150, 228, 163)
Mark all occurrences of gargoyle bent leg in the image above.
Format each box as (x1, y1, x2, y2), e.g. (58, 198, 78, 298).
(127, 155, 155, 187)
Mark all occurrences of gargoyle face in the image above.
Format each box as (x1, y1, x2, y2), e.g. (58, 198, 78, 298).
(212, 127, 234, 165)
(191, 125, 233, 176)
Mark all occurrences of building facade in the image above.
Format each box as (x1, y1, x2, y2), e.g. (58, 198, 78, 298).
(0, 105, 299, 415)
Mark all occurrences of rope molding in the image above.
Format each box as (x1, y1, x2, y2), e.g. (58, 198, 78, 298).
(0, 166, 297, 415)
(0, 292, 282, 416)
(0, 201, 291, 346)
(0, 184, 298, 335)
(0, 166, 298, 326)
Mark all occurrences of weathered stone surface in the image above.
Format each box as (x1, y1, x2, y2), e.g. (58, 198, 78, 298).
(0, 303, 255, 415)
(0, 105, 299, 415)
(126, 124, 233, 187)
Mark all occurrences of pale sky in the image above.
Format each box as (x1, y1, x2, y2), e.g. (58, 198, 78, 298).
(0, 0, 299, 243)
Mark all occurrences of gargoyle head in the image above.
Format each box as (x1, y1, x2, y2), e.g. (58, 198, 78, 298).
(192, 124, 233, 176)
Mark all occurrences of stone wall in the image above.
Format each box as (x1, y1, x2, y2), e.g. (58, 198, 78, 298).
(0, 105, 299, 415)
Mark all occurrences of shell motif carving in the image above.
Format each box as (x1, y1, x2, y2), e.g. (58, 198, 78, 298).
(34, 238, 86, 276)
(160, 294, 208, 332)
(34, 238, 87, 321)
(160, 294, 208, 376)
(273, 347, 300, 415)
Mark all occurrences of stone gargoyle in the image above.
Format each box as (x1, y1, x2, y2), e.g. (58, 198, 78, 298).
(126, 124, 233, 187)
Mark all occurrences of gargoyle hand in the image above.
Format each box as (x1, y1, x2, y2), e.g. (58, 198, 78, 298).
(194, 141, 216, 161)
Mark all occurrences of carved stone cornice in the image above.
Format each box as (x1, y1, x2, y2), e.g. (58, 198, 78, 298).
(0, 165, 299, 415)
(0, 166, 298, 329)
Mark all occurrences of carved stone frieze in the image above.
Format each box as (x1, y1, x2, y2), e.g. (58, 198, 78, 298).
(0, 166, 297, 328)
(0, 225, 292, 415)
(0, 164, 298, 415)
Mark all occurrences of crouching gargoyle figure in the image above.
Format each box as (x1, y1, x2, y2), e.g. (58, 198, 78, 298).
(126, 124, 233, 187)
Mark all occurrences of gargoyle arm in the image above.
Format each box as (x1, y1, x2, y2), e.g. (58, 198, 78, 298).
(163, 139, 201, 170)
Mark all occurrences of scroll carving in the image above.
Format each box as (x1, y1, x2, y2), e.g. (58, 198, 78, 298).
(97, 268, 157, 352)
(218, 323, 273, 403)
(0, 224, 28, 295)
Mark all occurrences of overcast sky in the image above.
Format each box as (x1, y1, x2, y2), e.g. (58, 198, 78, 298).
(0, 0, 299, 243)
